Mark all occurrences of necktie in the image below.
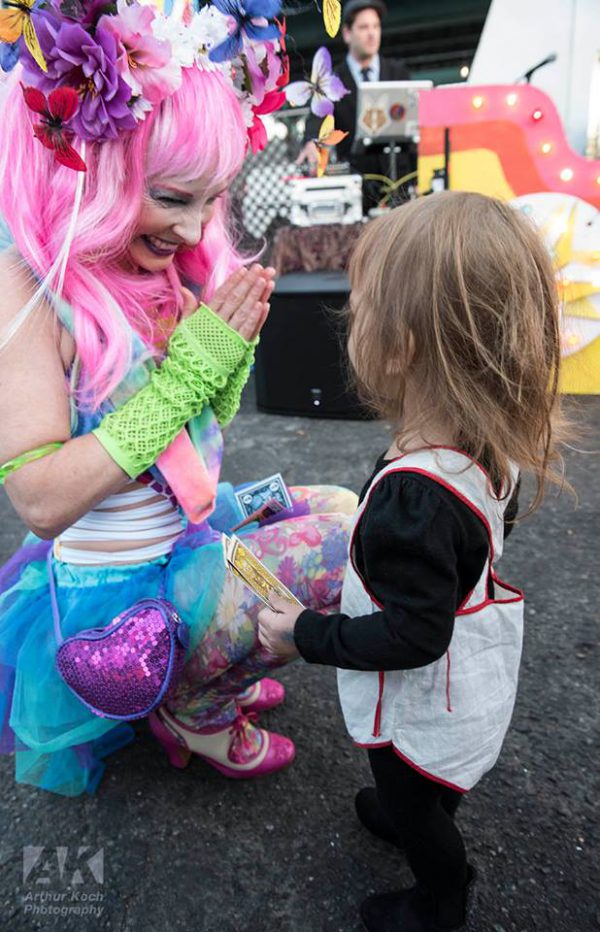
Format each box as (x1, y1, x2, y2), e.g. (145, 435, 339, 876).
(360, 67, 371, 82)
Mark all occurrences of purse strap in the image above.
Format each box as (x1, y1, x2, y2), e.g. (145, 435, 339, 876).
(47, 546, 167, 648)
(47, 548, 64, 647)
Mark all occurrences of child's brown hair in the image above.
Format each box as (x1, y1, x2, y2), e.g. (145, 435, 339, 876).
(348, 191, 568, 511)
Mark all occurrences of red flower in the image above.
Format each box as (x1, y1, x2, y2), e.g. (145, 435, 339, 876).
(274, 17, 289, 88)
(248, 88, 286, 154)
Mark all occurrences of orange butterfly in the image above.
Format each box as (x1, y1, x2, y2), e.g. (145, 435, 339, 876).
(0, 0, 47, 72)
(313, 114, 348, 177)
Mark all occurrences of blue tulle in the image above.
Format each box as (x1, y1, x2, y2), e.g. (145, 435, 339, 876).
(0, 223, 253, 796)
(0, 482, 248, 797)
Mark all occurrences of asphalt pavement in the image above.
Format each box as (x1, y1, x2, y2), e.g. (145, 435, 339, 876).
(0, 382, 598, 932)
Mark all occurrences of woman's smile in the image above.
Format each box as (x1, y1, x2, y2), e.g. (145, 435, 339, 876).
(140, 234, 181, 257)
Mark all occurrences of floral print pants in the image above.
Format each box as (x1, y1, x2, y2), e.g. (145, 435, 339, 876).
(166, 485, 357, 729)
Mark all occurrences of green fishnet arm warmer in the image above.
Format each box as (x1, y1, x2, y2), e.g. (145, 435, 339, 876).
(210, 337, 258, 427)
(93, 303, 251, 477)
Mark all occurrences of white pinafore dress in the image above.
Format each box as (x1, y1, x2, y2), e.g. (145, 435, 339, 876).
(337, 448, 524, 792)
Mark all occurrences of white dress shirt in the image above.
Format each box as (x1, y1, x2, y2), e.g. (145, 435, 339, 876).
(346, 52, 381, 86)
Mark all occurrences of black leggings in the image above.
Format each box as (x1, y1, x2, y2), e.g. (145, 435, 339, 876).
(368, 746, 468, 897)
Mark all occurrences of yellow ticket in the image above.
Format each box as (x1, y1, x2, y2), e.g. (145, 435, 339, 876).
(222, 534, 303, 611)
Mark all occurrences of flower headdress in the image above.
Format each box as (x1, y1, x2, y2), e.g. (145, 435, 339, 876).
(0, 0, 290, 170)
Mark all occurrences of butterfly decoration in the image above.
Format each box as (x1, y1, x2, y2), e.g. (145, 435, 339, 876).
(285, 45, 349, 117)
(21, 85, 87, 172)
(321, 0, 340, 38)
(0, 0, 47, 72)
(313, 113, 347, 177)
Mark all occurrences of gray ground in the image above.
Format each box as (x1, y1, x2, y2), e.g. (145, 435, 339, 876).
(0, 383, 598, 932)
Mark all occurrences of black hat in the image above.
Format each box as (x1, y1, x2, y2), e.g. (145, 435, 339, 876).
(342, 0, 387, 24)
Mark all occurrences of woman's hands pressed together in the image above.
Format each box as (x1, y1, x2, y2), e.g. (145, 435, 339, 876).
(209, 264, 276, 342)
(258, 594, 304, 661)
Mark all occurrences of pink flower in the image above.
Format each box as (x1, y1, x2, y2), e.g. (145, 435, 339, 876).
(243, 40, 284, 104)
(100, 0, 181, 105)
(309, 577, 332, 607)
(247, 88, 285, 153)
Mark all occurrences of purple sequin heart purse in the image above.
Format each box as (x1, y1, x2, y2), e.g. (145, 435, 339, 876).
(48, 551, 189, 721)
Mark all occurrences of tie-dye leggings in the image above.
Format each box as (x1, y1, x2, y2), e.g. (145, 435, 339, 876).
(166, 485, 357, 729)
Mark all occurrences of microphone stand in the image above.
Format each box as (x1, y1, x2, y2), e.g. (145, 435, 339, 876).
(517, 53, 557, 84)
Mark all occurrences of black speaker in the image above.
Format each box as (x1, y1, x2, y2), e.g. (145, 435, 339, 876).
(254, 271, 371, 419)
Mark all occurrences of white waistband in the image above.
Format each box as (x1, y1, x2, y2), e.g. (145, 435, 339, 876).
(55, 483, 184, 565)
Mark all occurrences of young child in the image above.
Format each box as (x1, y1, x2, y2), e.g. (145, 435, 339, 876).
(258, 191, 567, 932)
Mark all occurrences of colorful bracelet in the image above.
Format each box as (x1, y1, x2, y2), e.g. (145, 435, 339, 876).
(0, 442, 64, 485)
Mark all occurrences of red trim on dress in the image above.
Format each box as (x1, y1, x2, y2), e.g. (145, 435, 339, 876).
(352, 738, 468, 793)
(372, 671, 385, 737)
(347, 455, 501, 612)
(344, 450, 522, 789)
(392, 745, 467, 793)
(375, 445, 503, 498)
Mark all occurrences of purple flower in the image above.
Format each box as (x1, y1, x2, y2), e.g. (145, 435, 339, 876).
(21, 16, 137, 142)
(286, 46, 349, 118)
(277, 556, 298, 589)
(321, 529, 348, 572)
(210, 0, 281, 63)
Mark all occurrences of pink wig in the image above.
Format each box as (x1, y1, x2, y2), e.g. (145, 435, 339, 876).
(0, 66, 249, 407)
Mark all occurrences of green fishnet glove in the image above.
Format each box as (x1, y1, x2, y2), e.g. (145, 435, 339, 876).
(93, 303, 251, 477)
(211, 337, 258, 427)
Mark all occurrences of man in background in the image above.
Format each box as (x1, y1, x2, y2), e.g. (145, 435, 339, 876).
(298, 0, 413, 209)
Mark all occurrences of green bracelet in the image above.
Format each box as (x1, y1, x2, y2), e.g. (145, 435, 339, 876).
(0, 442, 64, 485)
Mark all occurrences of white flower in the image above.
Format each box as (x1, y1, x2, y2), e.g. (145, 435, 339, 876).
(151, 8, 231, 73)
(130, 95, 153, 121)
(187, 14, 226, 72)
(151, 15, 196, 68)
(193, 5, 230, 53)
(237, 93, 255, 129)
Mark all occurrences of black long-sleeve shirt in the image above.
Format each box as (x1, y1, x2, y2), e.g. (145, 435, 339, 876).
(294, 454, 518, 672)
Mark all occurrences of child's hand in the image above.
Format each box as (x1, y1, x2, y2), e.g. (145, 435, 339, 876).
(258, 595, 304, 660)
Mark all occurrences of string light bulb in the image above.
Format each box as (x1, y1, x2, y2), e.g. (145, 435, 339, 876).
(559, 168, 574, 181)
(506, 93, 518, 106)
(471, 95, 484, 109)
(460, 65, 470, 79)
(541, 142, 553, 154)
(532, 108, 544, 121)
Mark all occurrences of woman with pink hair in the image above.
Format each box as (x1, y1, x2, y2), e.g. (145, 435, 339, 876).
(0, 1, 356, 796)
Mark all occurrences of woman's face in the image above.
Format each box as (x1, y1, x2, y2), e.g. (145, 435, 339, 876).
(127, 174, 226, 272)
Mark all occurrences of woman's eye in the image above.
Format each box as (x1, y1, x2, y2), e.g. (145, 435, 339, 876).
(149, 191, 185, 206)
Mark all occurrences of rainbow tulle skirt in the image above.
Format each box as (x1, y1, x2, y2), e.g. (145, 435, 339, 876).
(0, 482, 252, 796)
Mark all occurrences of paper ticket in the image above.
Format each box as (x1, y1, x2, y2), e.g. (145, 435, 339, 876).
(222, 534, 303, 611)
